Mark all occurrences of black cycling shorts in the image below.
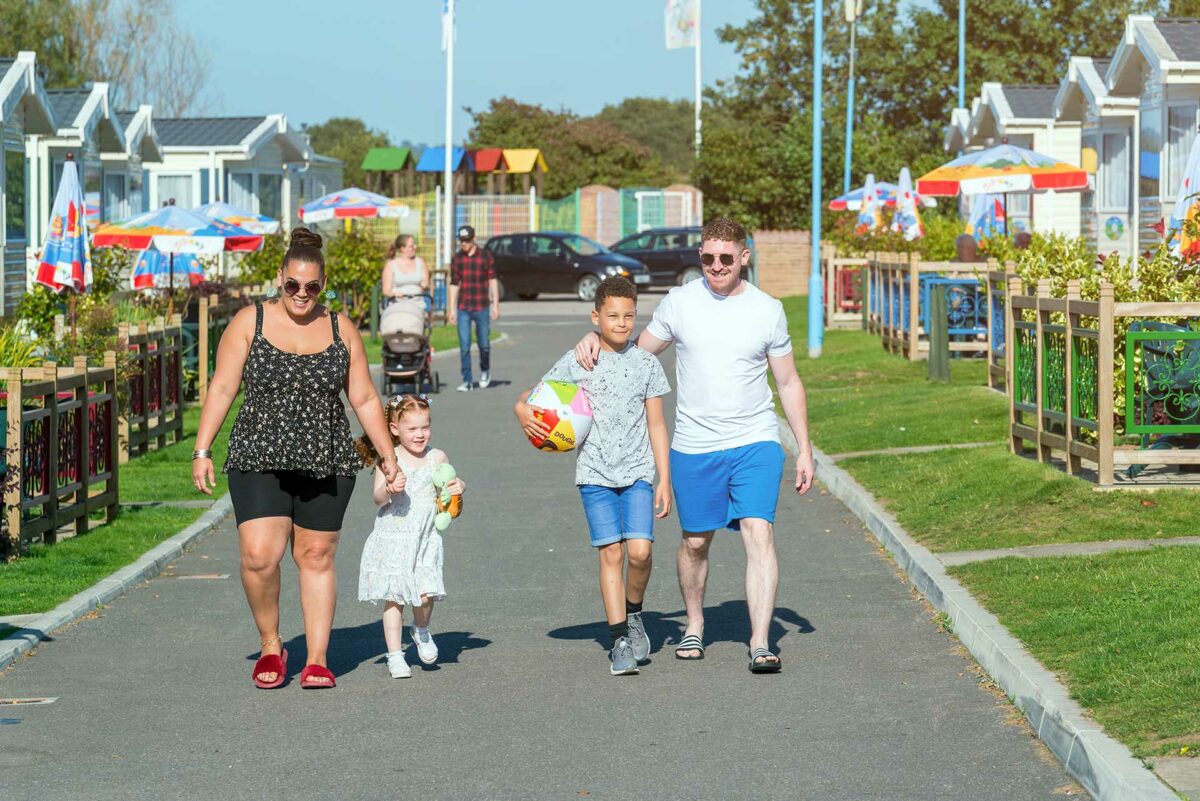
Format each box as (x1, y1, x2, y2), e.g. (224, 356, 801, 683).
(227, 470, 357, 532)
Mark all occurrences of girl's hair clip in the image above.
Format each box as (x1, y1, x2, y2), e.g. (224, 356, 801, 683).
(391, 393, 432, 406)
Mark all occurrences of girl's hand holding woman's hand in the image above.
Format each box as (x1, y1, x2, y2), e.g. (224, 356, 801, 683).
(381, 458, 407, 494)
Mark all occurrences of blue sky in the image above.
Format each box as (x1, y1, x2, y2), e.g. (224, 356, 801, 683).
(176, 0, 758, 147)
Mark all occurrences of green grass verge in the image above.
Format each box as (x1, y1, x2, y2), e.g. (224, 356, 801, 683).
(0, 506, 203, 616)
(951, 547, 1200, 758)
(783, 296, 1008, 454)
(364, 325, 499, 365)
(119, 396, 243, 503)
(841, 444, 1199, 552)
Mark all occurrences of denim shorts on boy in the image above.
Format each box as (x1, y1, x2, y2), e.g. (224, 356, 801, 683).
(578, 480, 655, 547)
(670, 441, 786, 533)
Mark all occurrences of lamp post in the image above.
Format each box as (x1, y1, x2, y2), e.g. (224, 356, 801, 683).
(958, 0, 965, 109)
(808, 0, 825, 358)
(842, 0, 863, 196)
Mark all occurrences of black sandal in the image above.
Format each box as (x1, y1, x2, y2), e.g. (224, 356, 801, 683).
(674, 634, 705, 660)
(748, 647, 781, 673)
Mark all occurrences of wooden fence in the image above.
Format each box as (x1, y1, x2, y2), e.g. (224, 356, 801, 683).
(822, 245, 867, 329)
(194, 291, 258, 403)
(1006, 278, 1200, 486)
(866, 253, 988, 361)
(121, 317, 184, 461)
(984, 267, 1009, 391)
(3, 355, 120, 555)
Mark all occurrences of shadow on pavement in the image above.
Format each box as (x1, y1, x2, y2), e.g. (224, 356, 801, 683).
(254, 624, 492, 676)
(547, 601, 815, 653)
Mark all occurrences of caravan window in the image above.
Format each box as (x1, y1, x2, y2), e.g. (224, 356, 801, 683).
(1167, 105, 1198, 198)
(1100, 132, 1131, 211)
(4, 148, 26, 241)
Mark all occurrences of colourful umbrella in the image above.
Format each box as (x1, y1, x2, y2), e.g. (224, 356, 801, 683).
(855, 173, 883, 235)
(35, 158, 92, 293)
(830, 181, 936, 211)
(298, 187, 410, 223)
(92, 204, 263, 253)
(194, 201, 281, 235)
(916, 141, 1090, 196)
(965, 194, 1008, 242)
(891, 167, 924, 242)
(1167, 131, 1200, 259)
(131, 246, 205, 290)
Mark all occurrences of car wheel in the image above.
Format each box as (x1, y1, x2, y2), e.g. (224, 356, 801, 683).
(517, 292, 539, 301)
(576, 274, 601, 302)
(679, 266, 703, 285)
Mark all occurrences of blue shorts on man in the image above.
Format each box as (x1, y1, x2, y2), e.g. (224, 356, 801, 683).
(670, 441, 786, 533)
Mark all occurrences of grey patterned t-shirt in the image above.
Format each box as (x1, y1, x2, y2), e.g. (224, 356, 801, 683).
(542, 343, 671, 488)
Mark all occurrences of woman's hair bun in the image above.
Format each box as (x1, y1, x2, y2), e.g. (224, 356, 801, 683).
(288, 226, 323, 251)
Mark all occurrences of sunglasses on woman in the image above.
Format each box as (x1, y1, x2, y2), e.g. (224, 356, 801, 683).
(700, 252, 739, 267)
(283, 278, 323, 297)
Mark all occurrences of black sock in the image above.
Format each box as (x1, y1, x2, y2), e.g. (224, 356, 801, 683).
(609, 621, 629, 645)
(625, 599, 643, 616)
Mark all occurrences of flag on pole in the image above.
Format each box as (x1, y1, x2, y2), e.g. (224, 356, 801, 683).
(441, 0, 454, 52)
(665, 0, 699, 49)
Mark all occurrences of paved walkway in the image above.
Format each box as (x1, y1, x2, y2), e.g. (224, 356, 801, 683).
(2, 295, 1081, 800)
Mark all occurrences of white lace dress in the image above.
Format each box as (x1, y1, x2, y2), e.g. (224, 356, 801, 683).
(358, 456, 446, 606)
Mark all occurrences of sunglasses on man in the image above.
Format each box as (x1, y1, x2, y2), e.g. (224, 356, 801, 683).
(283, 278, 323, 297)
(700, 252, 741, 267)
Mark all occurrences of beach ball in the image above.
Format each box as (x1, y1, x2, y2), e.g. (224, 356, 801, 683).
(527, 380, 593, 452)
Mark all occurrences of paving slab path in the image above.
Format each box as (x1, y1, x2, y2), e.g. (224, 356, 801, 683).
(1, 295, 1082, 801)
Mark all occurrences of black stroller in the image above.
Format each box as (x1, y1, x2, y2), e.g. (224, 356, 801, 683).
(379, 293, 439, 395)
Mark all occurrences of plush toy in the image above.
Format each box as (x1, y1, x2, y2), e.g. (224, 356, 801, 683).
(432, 462, 463, 532)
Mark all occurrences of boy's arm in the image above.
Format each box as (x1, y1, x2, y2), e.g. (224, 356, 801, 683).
(645, 396, 672, 518)
(514, 387, 551, 441)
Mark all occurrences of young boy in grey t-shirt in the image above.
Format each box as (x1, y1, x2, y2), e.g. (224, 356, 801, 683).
(514, 277, 671, 675)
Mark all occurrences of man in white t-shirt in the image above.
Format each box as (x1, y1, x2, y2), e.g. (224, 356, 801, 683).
(576, 217, 814, 673)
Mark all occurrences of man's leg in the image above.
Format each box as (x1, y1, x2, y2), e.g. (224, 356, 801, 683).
(475, 309, 491, 377)
(676, 530, 714, 656)
(457, 310, 472, 384)
(740, 517, 778, 655)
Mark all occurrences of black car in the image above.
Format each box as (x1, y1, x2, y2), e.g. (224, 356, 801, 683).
(484, 232, 651, 302)
(610, 226, 753, 286)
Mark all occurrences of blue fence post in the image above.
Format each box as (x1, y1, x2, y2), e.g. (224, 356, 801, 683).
(808, 0, 825, 358)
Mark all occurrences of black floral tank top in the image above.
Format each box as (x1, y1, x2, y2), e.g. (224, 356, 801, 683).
(224, 303, 362, 477)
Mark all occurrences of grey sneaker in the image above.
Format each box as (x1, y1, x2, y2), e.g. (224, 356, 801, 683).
(627, 612, 650, 663)
(456, 381, 473, 392)
(610, 636, 639, 676)
(479, 370, 491, 389)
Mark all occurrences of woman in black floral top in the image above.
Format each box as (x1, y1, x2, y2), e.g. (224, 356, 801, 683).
(193, 227, 402, 690)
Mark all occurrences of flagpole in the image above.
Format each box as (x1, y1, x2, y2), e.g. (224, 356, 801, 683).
(443, 0, 455, 272)
(694, 0, 702, 161)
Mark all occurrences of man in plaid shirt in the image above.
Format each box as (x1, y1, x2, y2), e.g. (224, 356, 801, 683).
(448, 225, 500, 391)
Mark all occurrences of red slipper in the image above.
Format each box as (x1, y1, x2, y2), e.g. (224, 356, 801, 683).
(252, 648, 288, 689)
(299, 664, 336, 689)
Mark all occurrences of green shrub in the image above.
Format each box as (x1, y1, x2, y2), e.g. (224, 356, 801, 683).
(0, 324, 41, 368)
(826, 209, 962, 261)
(14, 285, 65, 342)
(325, 228, 382, 325)
(236, 233, 286, 286)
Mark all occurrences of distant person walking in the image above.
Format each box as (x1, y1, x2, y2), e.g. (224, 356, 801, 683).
(575, 217, 815, 673)
(192, 227, 403, 690)
(382, 234, 430, 303)
(448, 225, 500, 392)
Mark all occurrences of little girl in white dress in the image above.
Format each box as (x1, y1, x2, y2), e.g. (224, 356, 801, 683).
(356, 394, 465, 678)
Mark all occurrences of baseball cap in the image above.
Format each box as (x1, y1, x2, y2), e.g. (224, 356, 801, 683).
(457, 225, 475, 241)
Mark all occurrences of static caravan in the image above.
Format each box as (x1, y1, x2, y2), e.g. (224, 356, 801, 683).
(0, 52, 54, 316)
(149, 115, 314, 229)
(1106, 16, 1200, 252)
(965, 82, 1082, 236)
(1055, 56, 1139, 259)
(102, 106, 163, 222)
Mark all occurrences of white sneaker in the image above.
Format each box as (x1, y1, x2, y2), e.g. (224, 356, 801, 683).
(479, 370, 491, 389)
(456, 381, 473, 392)
(412, 627, 439, 665)
(386, 650, 411, 678)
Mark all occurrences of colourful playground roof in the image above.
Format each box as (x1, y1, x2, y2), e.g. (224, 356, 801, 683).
(503, 148, 548, 174)
(471, 148, 506, 172)
(361, 146, 414, 171)
(416, 146, 472, 172)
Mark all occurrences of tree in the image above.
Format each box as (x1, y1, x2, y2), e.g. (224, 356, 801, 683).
(0, 0, 213, 114)
(303, 118, 391, 189)
(466, 97, 674, 198)
(594, 97, 696, 181)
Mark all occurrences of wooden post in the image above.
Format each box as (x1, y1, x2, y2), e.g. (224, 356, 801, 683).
(1034, 279, 1051, 463)
(103, 351, 118, 524)
(1063, 280, 1079, 476)
(5, 369, 22, 554)
(170, 314, 183, 445)
(43, 363, 59, 545)
(985, 266, 996, 390)
(1007, 276, 1020, 454)
(118, 322, 130, 465)
(928, 284, 950, 383)
(1097, 282, 1115, 486)
(861, 264, 870, 331)
(198, 294, 210, 404)
(907, 252, 920, 361)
